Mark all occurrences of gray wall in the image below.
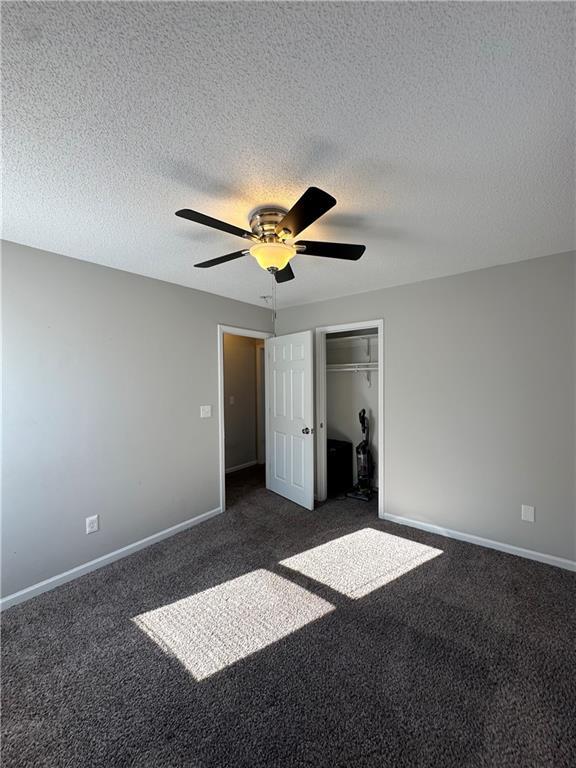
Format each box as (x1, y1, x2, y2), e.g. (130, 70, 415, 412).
(223, 334, 258, 470)
(278, 252, 576, 561)
(1, 241, 272, 596)
(3, 242, 574, 599)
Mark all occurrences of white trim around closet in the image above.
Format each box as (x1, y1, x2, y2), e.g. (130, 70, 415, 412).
(315, 319, 385, 518)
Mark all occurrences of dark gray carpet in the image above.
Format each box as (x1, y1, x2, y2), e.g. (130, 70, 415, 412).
(2, 466, 575, 767)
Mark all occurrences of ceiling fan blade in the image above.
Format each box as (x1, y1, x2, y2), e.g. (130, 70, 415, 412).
(296, 240, 365, 261)
(195, 250, 247, 268)
(275, 263, 295, 283)
(176, 209, 254, 240)
(275, 187, 336, 238)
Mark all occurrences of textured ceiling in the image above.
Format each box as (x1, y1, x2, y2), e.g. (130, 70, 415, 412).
(2, 2, 575, 308)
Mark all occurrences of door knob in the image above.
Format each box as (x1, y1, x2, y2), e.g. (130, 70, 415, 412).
(302, 427, 310, 434)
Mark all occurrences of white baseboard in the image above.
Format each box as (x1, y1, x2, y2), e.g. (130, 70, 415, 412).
(5, 505, 572, 611)
(381, 512, 576, 572)
(0, 506, 223, 611)
(225, 460, 258, 474)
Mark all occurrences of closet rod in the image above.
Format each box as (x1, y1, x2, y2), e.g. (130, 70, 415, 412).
(327, 363, 378, 372)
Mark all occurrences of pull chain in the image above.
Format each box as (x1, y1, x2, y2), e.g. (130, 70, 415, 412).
(272, 272, 277, 337)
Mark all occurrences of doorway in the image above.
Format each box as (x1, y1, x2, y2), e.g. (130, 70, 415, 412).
(218, 326, 271, 511)
(315, 320, 384, 518)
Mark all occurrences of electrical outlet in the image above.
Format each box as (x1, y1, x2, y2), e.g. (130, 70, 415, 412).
(200, 405, 212, 418)
(86, 514, 99, 534)
(521, 504, 535, 523)
(229, 395, 235, 406)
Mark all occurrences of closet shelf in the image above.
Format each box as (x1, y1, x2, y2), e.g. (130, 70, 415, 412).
(326, 334, 377, 345)
(327, 363, 378, 373)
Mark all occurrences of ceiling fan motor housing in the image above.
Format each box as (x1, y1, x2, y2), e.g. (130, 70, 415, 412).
(249, 206, 289, 242)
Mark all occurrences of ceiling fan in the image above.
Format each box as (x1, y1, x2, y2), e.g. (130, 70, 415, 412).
(175, 187, 365, 283)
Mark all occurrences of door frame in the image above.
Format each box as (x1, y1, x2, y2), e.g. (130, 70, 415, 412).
(255, 342, 266, 465)
(218, 325, 272, 512)
(315, 319, 384, 518)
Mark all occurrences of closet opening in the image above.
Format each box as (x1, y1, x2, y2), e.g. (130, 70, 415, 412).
(315, 320, 384, 518)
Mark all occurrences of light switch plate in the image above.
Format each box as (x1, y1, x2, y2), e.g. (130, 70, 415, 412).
(521, 504, 535, 523)
(200, 405, 212, 419)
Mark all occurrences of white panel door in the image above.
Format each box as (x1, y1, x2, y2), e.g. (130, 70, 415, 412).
(266, 331, 314, 510)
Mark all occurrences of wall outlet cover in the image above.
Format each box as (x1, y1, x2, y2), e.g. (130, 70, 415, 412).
(86, 514, 99, 534)
(200, 405, 212, 419)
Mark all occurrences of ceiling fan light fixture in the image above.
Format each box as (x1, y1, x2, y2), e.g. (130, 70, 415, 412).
(177, 187, 365, 282)
(249, 241, 296, 272)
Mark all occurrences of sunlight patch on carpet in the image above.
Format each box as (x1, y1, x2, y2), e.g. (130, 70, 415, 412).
(133, 569, 334, 680)
(280, 528, 442, 598)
